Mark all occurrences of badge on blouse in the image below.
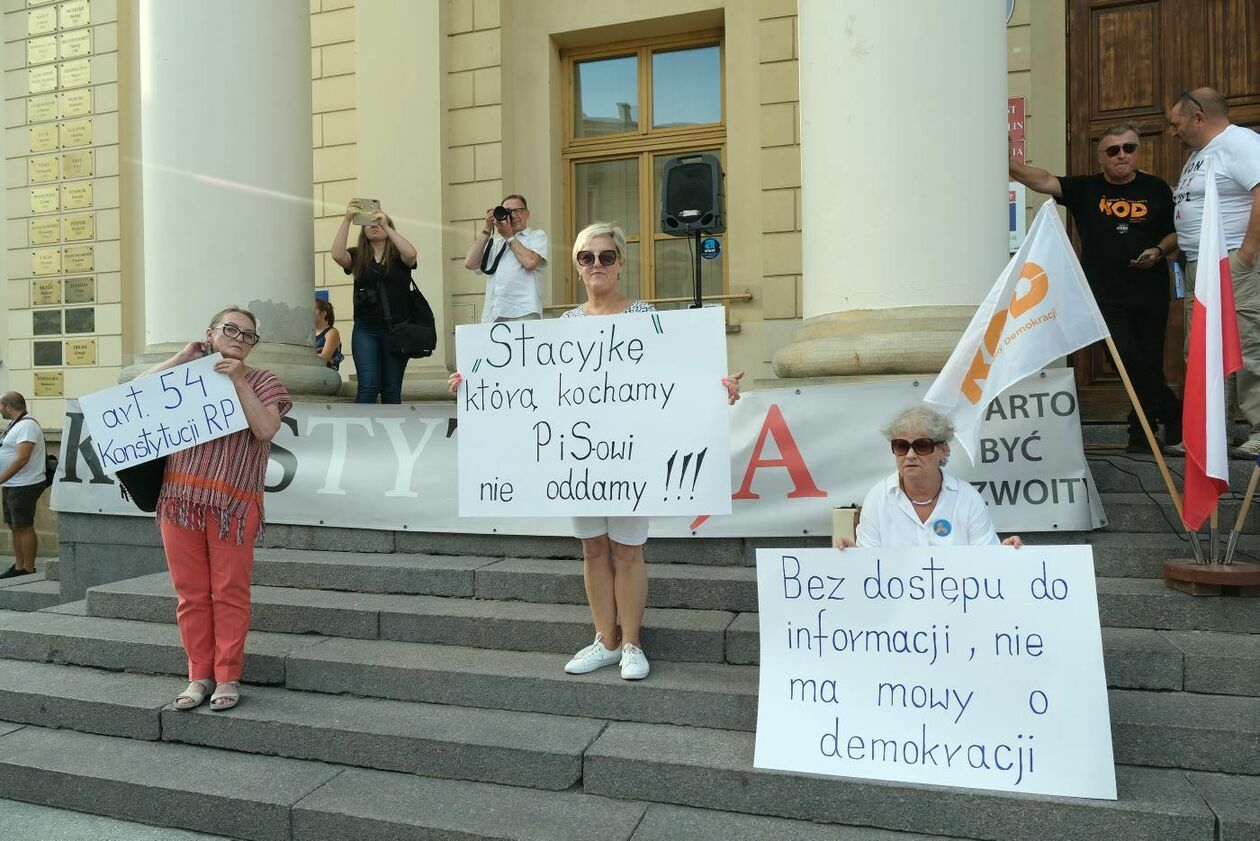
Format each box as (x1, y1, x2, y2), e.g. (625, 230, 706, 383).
(932, 519, 952, 537)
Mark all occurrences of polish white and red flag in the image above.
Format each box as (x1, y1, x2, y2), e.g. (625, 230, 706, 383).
(1182, 158, 1243, 530)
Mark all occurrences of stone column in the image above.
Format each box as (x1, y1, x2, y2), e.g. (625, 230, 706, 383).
(773, 0, 1009, 377)
(121, 0, 339, 394)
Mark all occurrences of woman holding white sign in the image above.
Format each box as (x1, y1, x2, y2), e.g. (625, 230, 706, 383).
(836, 407, 1021, 549)
(145, 307, 292, 712)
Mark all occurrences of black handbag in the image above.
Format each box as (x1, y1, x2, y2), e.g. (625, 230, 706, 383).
(116, 456, 167, 513)
(378, 276, 437, 359)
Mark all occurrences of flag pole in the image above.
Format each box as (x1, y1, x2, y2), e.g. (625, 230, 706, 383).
(1210, 507, 1220, 563)
(1103, 335, 1205, 562)
(1223, 464, 1260, 565)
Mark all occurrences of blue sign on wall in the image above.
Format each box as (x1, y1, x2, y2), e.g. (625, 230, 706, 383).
(700, 237, 721, 260)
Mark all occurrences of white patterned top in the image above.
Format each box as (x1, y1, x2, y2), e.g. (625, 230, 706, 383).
(561, 300, 656, 318)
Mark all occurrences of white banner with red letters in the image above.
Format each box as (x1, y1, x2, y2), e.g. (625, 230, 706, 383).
(51, 369, 1105, 535)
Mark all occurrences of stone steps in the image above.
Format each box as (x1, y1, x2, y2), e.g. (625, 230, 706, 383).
(40, 557, 58, 580)
(0, 797, 230, 840)
(1099, 491, 1260, 534)
(1085, 451, 1260, 494)
(0, 572, 62, 612)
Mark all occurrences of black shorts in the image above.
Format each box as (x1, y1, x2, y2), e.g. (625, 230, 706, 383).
(3, 483, 44, 528)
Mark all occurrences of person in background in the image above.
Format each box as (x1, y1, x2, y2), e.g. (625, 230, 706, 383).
(314, 298, 343, 371)
(0, 392, 47, 578)
(331, 199, 419, 403)
(463, 193, 548, 322)
(836, 406, 1022, 549)
(145, 307, 292, 712)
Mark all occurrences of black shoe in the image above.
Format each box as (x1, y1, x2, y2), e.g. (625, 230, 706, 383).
(1163, 418, 1183, 449)
(1126, 431, 1150, 453)
(0, 565, 23, 579)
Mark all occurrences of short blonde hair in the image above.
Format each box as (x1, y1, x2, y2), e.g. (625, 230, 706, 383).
(572, 222, 628, 265)
(882, 406, 954, 442)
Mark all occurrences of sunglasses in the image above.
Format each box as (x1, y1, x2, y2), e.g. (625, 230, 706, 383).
(890, 438, 941, 456)
(215, 322, 261, 346)
(1180, 89, 1204, 113)
(1103, 142, 1138, 158)
(576, 249, 619, 268)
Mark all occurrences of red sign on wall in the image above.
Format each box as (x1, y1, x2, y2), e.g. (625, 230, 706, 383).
(1008, 96, 1026, 160)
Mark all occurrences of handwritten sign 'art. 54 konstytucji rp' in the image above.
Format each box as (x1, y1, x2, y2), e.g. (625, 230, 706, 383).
(455, 306, 733, 517)
(79, 354, 247, 473)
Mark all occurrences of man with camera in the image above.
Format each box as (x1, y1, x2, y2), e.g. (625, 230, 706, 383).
(463, 194, 548, 321)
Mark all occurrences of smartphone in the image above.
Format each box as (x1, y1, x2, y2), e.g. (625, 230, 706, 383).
(352, 198, 381, 226)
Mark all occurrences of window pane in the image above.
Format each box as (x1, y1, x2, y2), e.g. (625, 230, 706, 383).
(574, 55, 638, 137)
(574, 158, 639, 236)
(577, 242, 641, 303)
(654, 237, 722, 305)
(652, 46, 721, 129)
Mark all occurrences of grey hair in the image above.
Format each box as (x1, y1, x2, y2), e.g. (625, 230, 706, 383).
(572, 222, 628, 265)
(882, 406, 954, 442)
(1097, 122, 1140, 148)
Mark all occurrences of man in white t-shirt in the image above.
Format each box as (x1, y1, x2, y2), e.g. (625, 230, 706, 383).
(0, 392, 47, 578)
(1168, 87, 1260, 456)
(462, 193, 549, 322)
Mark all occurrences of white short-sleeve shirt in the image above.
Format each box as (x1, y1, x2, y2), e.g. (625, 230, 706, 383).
(0, 416, 47, 488)
(1173, 124, 1260, 261)
(855, 470, 999, 547)
(477, 227, 549, 321)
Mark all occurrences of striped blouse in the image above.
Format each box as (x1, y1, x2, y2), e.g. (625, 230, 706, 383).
(156, 368, 292, 544)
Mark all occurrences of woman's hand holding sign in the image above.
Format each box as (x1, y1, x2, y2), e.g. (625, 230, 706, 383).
(448, 372, 462, 396)
(722, 371, 744, 406)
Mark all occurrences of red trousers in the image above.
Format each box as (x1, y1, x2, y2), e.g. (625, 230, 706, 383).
(159, 508, 259, 683)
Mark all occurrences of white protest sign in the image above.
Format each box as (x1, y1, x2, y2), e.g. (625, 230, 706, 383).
(78, 353, 246, 474)
(754, 546, 1116, 800)
(455, 306, 732, 517)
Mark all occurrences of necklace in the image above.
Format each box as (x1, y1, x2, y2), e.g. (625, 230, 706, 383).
(901, 479, 941, 506)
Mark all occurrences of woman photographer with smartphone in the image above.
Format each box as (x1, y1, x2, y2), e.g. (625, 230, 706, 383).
(331, 199, 420, 403)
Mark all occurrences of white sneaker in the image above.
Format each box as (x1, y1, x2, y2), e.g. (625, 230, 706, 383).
(1231, 438, 1260, 459)
(620, 643, 650, 680)
(564, 634, 622, 674)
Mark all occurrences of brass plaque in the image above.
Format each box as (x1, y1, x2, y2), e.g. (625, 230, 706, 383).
(66, 338, 96, 366)
(63, 212, 94, 241)
(61, 149, 93, 178)
(60, 118, 91, 148)
(63, 246, 93, 272)
(27, 35, 58, 66)
(29, 216, 61, 245)
(64, 276, 94, 303)
(33, 310, 62, 336)
(28, 6, 57, 34)
(31, 278, 62, 306)
(31, 248, 62, 275)
(59, 88, 92, 117)
(33, 341, 62, 368)
(28, 155, 60, 183)
(34, 372, 64, 397)
(61, 181, 92, 209)
(26, 94, 57, 123)
(59, 59, 91, 89)
(59, 0, 90, 29)
(28, 65, 57, 94)
(60, 29, 92, 59)
(30, 186, 60, 214)
(28, 123, 59, 153)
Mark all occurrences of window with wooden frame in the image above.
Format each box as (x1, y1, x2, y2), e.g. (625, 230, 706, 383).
(560, 32, 726, 310)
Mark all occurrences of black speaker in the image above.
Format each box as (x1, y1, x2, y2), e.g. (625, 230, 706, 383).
(659, 154, 725, 236)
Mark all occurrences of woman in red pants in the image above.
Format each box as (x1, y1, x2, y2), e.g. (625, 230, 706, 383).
(145, 306, 291, 711)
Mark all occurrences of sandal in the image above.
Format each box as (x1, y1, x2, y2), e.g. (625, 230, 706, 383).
(210, 681, 240, 711)
(173, 679, 214, 711)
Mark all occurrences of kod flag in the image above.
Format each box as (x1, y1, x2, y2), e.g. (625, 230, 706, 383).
(1182, 158, 1243, 530)
(926, 200, 1110, 463)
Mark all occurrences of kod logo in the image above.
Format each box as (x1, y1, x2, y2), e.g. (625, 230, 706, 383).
(1097, 197, 1148, 219)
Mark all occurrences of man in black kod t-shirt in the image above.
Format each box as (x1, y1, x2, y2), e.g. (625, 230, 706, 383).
(1011, 122, 1181, 452)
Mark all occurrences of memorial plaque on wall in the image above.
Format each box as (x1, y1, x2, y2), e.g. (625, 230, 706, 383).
(61, 182, 92, 209)
(28, 123, 59, 153)
(29, 216, 60, 245)
(64, 276, 94, 303)
(26, 35, 57, 66)
(63, 212, 94, 241)
(66, 339, 95, 366)
(59, 59, 91, 89)
(26, 93, 57, 123)
(59, 29, 92, 59)
(33, 341, 62, 368)
(60, 88, 92, 117)
(31, 278, 62, 306)
(33, 310, 62, 336)
(60, 118, 91, 148)
(64, 307, 94, 333)
(63, 246, 93, 272)
(28, 65, 57, 94)
(28, 6, 57, 33)
(28, 154, 59, 183)
(30, 186, 59, 214)
(61, 150, 93, 178)
(31, 248, 61, 275)
(34, 372, 64, 397)
(60, 0, 90, 28)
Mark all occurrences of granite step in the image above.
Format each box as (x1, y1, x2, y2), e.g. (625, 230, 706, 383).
(1097, 577, 1260, 633)
(85, 573, 735, 662)
(0, 658, 173, 740)
(1085, 451, 1259, 493)
(1018, 531, 1260, 577)
(250, 547, 498, 596)
(40, 557, 58, 581)
(0, 573, 62, 612)
(0, 797, 230, 840)
(628, 803, 955, 840)
(1109, 690, 1260, 775)
(1099, 491, 1260, 534)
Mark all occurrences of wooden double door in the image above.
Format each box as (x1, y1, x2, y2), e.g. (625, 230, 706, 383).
(1068, 0, 1260, 419)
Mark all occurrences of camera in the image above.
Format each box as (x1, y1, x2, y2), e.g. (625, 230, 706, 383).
(493, 205, 511, 221)
(353, 287, 379, 307)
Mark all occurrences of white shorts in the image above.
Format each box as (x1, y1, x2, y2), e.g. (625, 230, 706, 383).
(572, 516, 650, 546)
